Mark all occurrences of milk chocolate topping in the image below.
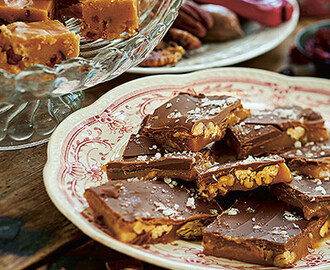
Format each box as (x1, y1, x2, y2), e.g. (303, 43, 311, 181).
(225, 106, 328, 158)
(123, 134, 161, 159)
(204, 198, 309, 244)
(281, 141, 330, 162)
(90, 179, 221, 223)
(271, 172, 329, 219)
(144, 92, 241, 131)
(282, 173, 329, 201)
(107, 132, 205, 181)
(246, 106, 324, 129)
(203, 196, 328, 267)
(229, 124, 282, 145)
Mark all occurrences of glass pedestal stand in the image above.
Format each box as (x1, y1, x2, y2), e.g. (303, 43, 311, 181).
(0, 92, 83, 150)
(0, 0, 183, 150)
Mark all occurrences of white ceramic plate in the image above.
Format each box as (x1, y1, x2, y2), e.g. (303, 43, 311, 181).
(44, 68, 330, 270)
(129, 0, 299, 74)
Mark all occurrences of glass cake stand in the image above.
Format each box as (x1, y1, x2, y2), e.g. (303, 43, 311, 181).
(0, 0, 182, 150)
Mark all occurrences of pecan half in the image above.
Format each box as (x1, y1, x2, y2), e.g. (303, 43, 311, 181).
(139, 41, 185, 67)
(173, 1, 214, 38)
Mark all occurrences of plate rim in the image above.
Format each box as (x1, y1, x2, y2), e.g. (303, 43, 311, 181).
(44, 67, 330, 270)
(128, 0, 299, 74)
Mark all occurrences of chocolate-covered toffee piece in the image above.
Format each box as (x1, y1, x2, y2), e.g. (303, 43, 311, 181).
(197, 155, 292, 200)
(84, 179, 221, 244)
(225, 106, 329, 158)
(280, 141, 330, 179)
(141, 92, 250, 152)
(203, 198, 329, 267)
(122, 133, 161, 159)
(272, 173, 330, 220)
(105, 133, 211, 181)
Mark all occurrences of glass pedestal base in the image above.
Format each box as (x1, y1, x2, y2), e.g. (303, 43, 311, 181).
(0, 92, 84, 151)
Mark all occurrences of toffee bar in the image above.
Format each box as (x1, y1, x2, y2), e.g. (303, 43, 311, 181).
(280, 141, 330, 179)
(105, 133, 211, 181)
(203, 198, 329, 267)
(272, 173, 330, 220)
(141, 92, 250, 152)
(225, 106, 329, 158)
(84, 179, 221, 244)
(197, 155, 292, 199)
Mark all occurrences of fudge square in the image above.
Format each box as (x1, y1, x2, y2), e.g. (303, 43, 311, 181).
(272, 172, 330, 220)
(141, 92, 250, 152)
(105, 133, 210, 182)
(225, 105, 329, 158)
(84, 179, 221, 244)
(0, 0, 54, 24)
(80, 0, 139, 40)
(196, 155, 292, 200)
(203, 198, 329, 267)
(280, 141, 330, 180)
(0, 20, 80, 74)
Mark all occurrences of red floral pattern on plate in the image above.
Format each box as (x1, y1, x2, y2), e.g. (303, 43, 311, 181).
(49, 72, 330, 269)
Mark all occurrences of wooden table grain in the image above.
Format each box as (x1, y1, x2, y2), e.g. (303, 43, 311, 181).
(0, 17, 326, 270)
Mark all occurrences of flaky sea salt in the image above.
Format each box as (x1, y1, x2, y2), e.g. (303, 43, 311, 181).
(283, 211, 302, 222)
(166, 103, 172, 109)
(227, 208, 240, 216)
(294, 141, 302, 148)
(210, 209, 218, 215)
(154, 152, 162, 159)
(269, 226, 289, 239)
(186, 197, 196, 209)
(137, 155, 148, 161)
(314, 186, 326, 195)
(149, 144, 158, 150)
(253, 225, 262, 231)
(167, 112, 182, 119)
(246, 207, 255, 213)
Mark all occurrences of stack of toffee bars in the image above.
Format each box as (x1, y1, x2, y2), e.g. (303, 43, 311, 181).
(84, 91, 330, 268)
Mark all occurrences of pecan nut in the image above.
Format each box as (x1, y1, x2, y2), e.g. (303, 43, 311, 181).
(166, 28, 202, 51)
(139, 41, 185, 67)
(173, 1, 213, 38)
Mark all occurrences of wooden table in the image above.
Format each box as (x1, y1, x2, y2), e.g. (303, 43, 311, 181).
(0, 17, 327, 270)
